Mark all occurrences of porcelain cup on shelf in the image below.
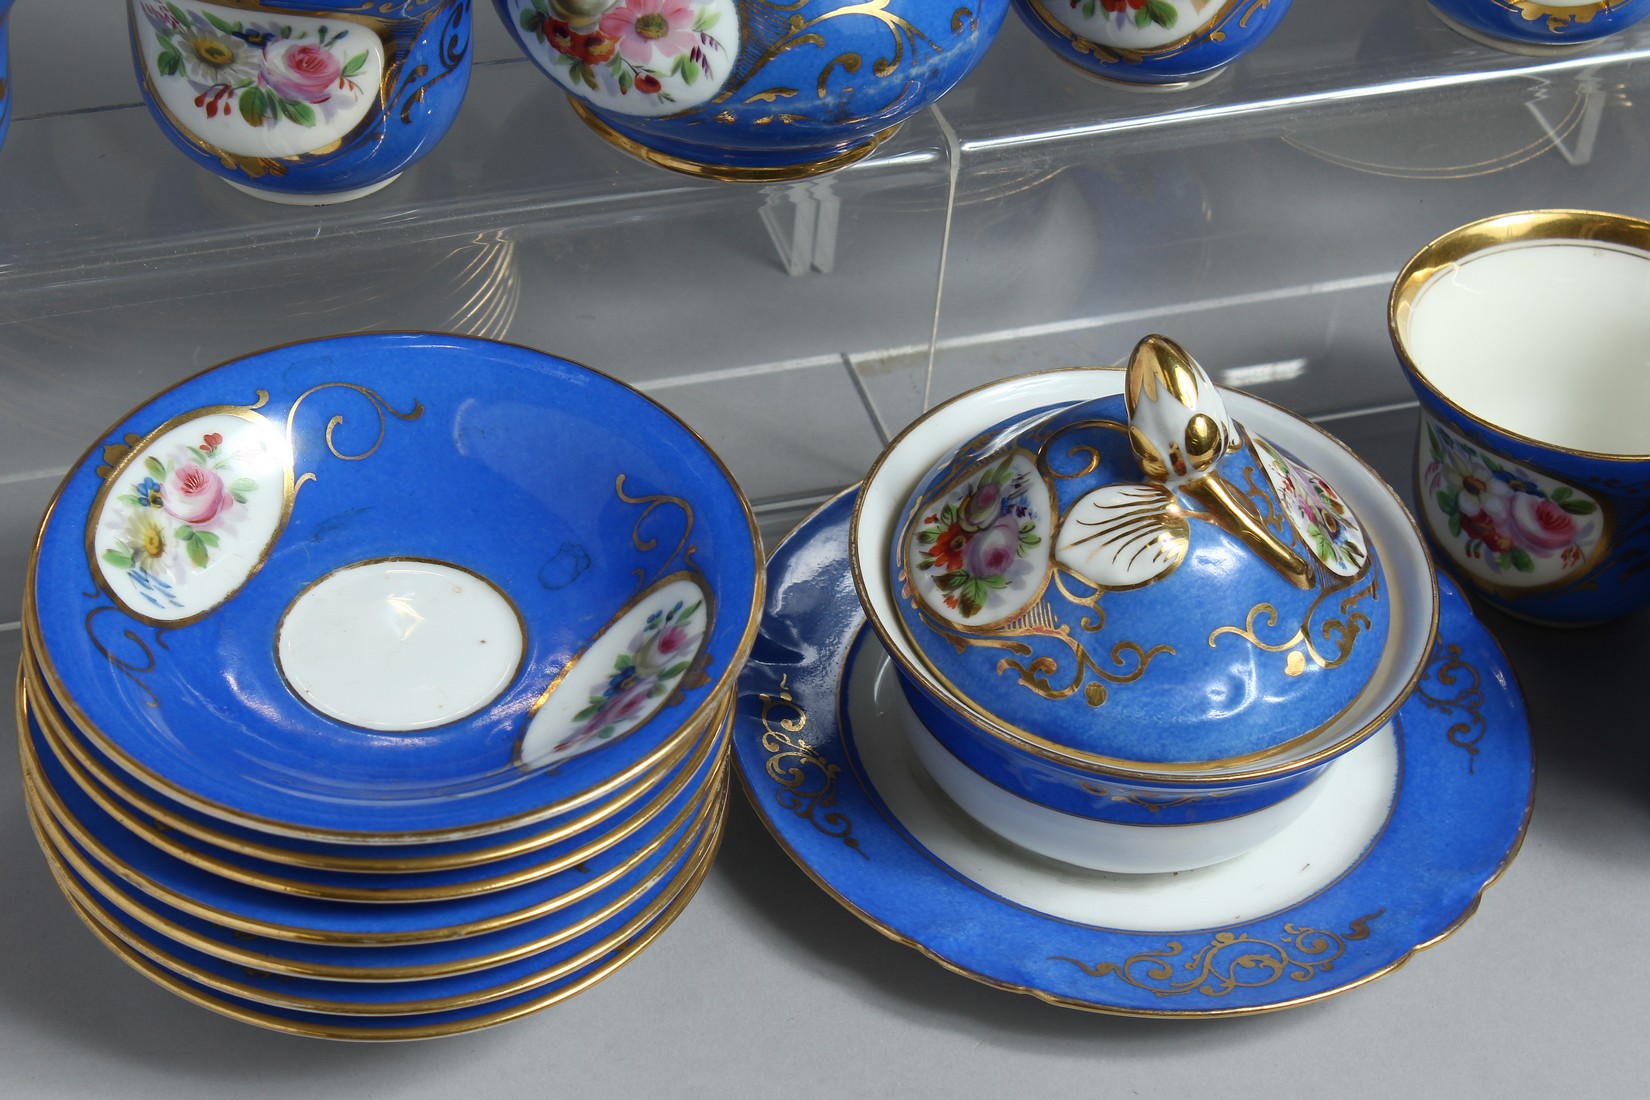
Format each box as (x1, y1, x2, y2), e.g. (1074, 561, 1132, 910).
(127, 0, 472, 204)
(851, 336, 1439, 874)
(1010, 0, 1294, 89)
(1390, 209, 1650, 625)
(491, 0, 1010, 182)
(1427, 0, 1650, 56)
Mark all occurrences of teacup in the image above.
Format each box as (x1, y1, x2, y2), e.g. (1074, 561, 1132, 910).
(127, 1, 472, 204)
(1010, 0, 1294, 89)
(1390, 209, 1650, 625)
(1427, 0, 1650, 56)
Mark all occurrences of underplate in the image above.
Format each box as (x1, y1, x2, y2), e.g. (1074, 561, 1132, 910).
(32, 781, 723, 1014)
(21, 659, 730, 901)
(26, 333, 762, 841)
(25, 726, 723, 949)
(732, 490, 1533, 1017)
(42, 798, 728, 1041)
(23, 768, 723, 981)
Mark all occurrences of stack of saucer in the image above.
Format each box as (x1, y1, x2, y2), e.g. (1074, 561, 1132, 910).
(14, 334, 763, 1039)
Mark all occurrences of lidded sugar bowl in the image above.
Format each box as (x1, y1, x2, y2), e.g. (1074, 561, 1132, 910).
(852, 336, 1439, 873)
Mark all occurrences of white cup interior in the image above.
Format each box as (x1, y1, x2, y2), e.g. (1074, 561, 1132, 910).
(1401, 238, 1650, 456)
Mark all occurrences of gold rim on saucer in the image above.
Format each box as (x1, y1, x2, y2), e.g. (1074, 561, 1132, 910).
(22, 730, 727, 949)
(21, 761, 726, 982)
(43, 793, 727, 1040)
(37, 780, 726, 1015)
(20, 657, 730, 901)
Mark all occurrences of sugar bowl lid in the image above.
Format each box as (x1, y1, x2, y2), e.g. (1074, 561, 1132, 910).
(891, 336, 1391, 769)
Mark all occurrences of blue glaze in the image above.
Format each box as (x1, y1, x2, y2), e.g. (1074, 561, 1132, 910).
(29, 702, 719, 942)
(129, 2, 472, 200)
(734, 490, 1533, 1016)
(1407, 390, 1650, 625)
(1012, 0, 1292, 86)
(0, 1, 14, 155)
(493, 0, 1009, 177)
(29, 333, 761, 838)
(45, 799, 711, 1012)
(1428, 0, 1650, 50)
(891, 393, 1389, 773)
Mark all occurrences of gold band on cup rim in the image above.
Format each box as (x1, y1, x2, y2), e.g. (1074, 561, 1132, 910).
(1389, 208, 1650, 465)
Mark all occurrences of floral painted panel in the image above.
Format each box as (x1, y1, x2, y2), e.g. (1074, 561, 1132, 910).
(1040, 0, 1228, 48)
(1253, 438, 1369, 578)
(1419, 415, 1602, 587)
(90, 411, 291, 623)
(517, 574, 710, 769)
(132, 1, 385, 158)
(906, 452, 1050, 626)
(505, 0, 738, 117)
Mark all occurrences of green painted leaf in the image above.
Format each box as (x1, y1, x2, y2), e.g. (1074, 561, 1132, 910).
(342, 52, 368, 79)
(157, 48, 182, 78)
(187, 537, 209, 569)
(917, 529, 939, 545)
(194, 530, 220, 548)
(660, 661, 691, 680)
(1435, 490, 1457, 516)
(934, 571, 969, 592)
(1449, 513, 1462, 537)
(574, 701, 601, 721)
(1561, 499, 1597, 515)
(613, 654, 634, 672)
(176, 525, 195, 541)
(1146, 0, 1178, 28)
(1510, 547, 1535, 573)
(240, 89, 265, 126)
(145, 457, 166, 480)
(229, 478, 257, 493)
(166, 2, 189, 24)
(203, 12, 240, 34)
(278, 98, 317, 126)
(103, 550, 133, 570)
(1551, 486, 1572, 502)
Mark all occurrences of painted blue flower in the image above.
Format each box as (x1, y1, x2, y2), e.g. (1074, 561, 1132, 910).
(134, 476, 165, 508)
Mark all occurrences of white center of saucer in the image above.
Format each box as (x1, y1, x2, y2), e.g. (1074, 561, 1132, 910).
(277, 559, 524, 732)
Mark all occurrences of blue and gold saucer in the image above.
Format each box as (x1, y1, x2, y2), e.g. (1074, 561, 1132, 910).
(733, 489, 1533, 1017)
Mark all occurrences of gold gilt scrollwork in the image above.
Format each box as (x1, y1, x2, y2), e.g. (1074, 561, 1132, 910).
(1050, 910, 1383, 997)
(1509, 1, 1610, 33)
(285, 383, 424, 496)
(1239, 464, 1304, 555)
(1209, 569, 1380, 676)
(935, 590, 1174, 707)
(1410, 642, 1486, 771)
(714, 1, 974, 126)
(614, 474, 701, 596)
(759, 677, 866, 857)
(83, 606, 170, 709)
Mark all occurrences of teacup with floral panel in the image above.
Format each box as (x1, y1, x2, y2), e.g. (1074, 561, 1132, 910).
(128, 1, 472, 203)
(1391, 209, 1650, 625)
(492, 0, 1010, 181)
(1010, 0, 1294, 88)
(1427, 0, 1650, 55)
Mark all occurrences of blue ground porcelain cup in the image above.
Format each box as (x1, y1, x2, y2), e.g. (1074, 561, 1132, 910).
(0, 0, 15, 154)
(1391, 210, 1650, 625)
(1428, 0, 1650, 55)
(128, 1, 472, 204)
(493, 0, 1009, 182)
(1011, 0, 1293, 88)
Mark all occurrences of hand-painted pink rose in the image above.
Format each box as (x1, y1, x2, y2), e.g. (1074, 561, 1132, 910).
(631, 620, 701, 677)
(960, 480, 1002, 531)
(161, 463, 233, 526)
(260, 42, 343, 104)
(964, 516, 1022, 580)
(1508, 492, 1581, 555)
(586, 678, 656, 734)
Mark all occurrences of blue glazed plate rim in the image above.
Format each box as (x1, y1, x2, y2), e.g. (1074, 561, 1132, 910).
(733, 487, 1534, 1018)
